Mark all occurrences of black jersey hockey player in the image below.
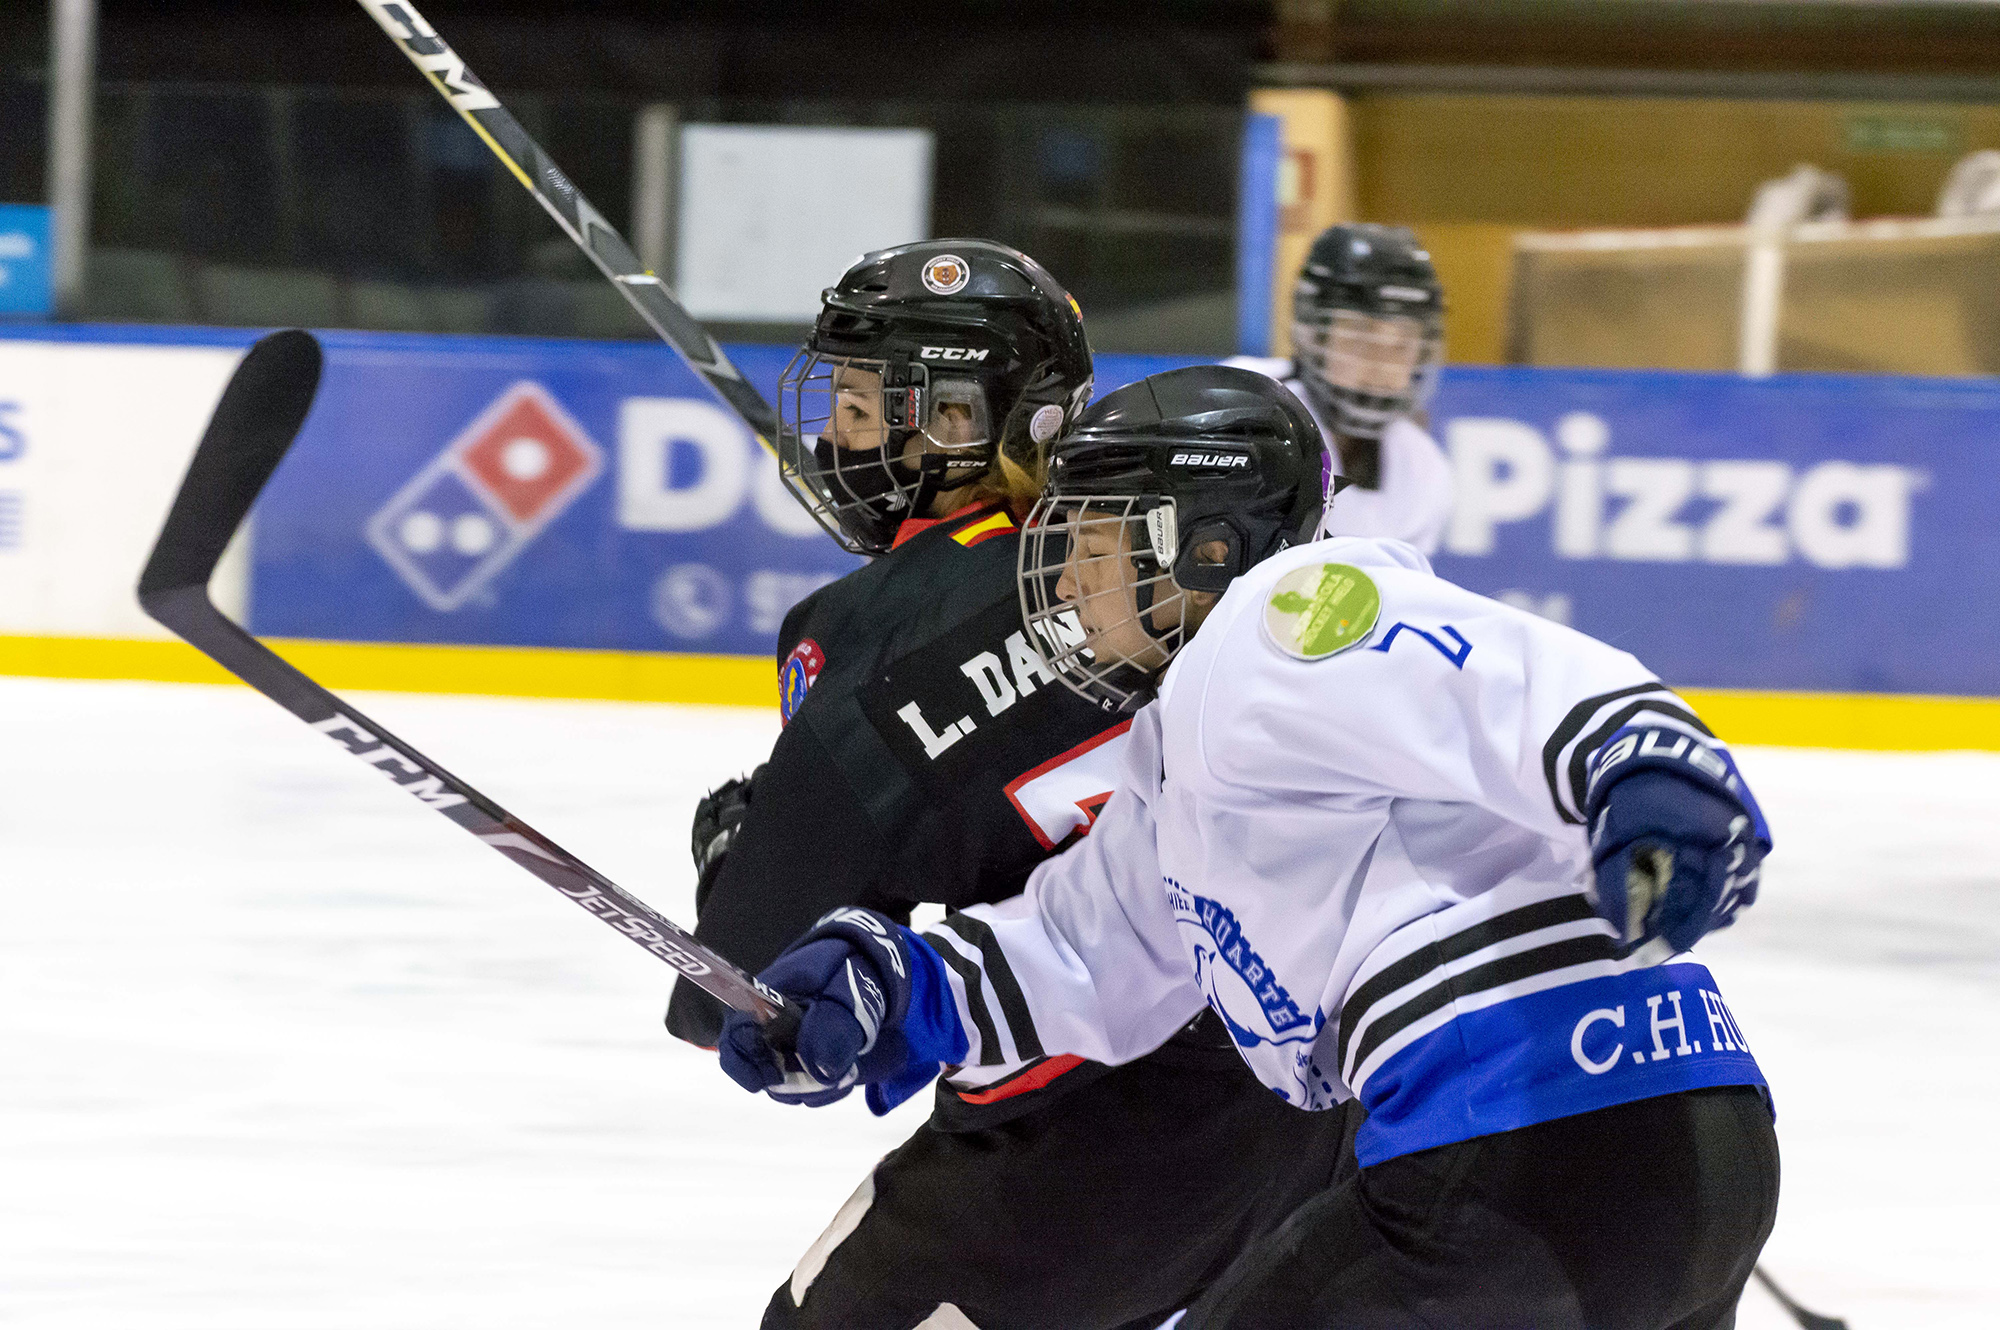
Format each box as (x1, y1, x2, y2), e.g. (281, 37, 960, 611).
(667, 244, 1351, 1329)
(720, 366, 1780, 1329)
(1230, 222, 1453, 553)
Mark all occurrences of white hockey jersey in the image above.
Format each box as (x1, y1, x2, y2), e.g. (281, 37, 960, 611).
(922, 538, 1765, 1166)
(1221, 356, 1454, 554)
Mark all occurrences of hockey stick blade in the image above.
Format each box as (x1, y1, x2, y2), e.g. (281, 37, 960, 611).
(1752, 1267, 1849, 1330)
(139, 329, 322, 603)
(137, 330, 792, 1028)
(353, 0, 777, 447)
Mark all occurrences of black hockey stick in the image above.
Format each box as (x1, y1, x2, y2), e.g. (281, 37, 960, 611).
(1752, 1267, 1849, 1330)
(353, 0, 777, 448)
(137, 329, 792, 1029)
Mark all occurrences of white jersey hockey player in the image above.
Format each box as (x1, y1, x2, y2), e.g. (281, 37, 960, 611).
(719, 367, 1778, 1329)
(1227, 222, 1453, 553)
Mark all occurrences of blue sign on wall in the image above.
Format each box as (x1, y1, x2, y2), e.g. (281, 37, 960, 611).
(0, 206, 52, 317)
(5, 323, 1993, 697)
(248, 331, 1197, 660)
(1426, 367, 2000, 697)
(1234, 113, 1283, 357)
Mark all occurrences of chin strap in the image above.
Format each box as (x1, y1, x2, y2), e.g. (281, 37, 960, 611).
(909, 440, 997, 517)
(1130, 555, 1162, 632)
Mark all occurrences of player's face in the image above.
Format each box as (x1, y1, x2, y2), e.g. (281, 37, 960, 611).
(1324, 311, 1426, 395)
(1053, 514, 1179, 672)
(824, 364, 984, 464)
(827, 364, 890, 453)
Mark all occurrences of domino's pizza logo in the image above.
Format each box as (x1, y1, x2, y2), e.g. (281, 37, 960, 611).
(779, 637, 825, 725)
(367, 382, 604, 611)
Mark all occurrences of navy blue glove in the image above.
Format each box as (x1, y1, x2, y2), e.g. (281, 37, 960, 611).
(718, 908, 968, 1115)
(1583, 724, 1771, 963)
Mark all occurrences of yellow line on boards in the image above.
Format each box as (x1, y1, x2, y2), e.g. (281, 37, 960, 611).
(1677, 687, 2000, 753)
(6, 636, 2000, 750)
(0, 635, 775, 710)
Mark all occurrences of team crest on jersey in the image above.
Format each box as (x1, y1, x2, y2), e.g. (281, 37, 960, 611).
(779, 638, 826, 725)
(921, 254, 970, 295)
(1263, 562, 1380, 661)
(1173, 887, 1318, 1053)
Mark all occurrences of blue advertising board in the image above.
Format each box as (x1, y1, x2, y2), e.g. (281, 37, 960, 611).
(1426, 367, 2000, 697)
(4, 323, 1994, 699)
(249, 332, 1196, 659)
(0, 206, 53, 317)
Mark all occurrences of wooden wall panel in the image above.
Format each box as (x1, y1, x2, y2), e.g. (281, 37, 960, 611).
(1338, 93, 2000, 363)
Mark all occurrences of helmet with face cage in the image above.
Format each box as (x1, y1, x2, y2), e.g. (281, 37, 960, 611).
(1290, 223, 1444, 442)
(776, 239, 1094, 556)
(1018, 365, 1328, 712)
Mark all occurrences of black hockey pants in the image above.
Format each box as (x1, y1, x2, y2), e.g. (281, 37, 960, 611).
(762, 1043, 1355, 1330)
(1179, 1084, 1780, 1330)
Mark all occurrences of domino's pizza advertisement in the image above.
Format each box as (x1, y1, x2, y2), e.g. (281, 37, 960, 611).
(252, 335, 828, 657)
(12, 324, 1991, 697)
(1425, 366, 2000, 696)
(247, 331, 1193, 659)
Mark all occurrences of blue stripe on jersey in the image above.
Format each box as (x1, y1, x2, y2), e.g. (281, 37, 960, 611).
(1352, 961, 1765, 1167)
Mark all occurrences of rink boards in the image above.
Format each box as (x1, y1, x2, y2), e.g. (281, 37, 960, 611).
(2, 323, 1998, 748)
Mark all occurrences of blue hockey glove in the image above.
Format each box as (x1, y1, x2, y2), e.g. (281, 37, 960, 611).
(1583, 724, 1771, 963)
(718, 908, 968, 1115)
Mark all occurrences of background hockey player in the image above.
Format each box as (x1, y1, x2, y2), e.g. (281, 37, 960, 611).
(666, 245, 1351, 1330)
(1228, 222, 1454, 553)
(720, 366, 1780, 1329)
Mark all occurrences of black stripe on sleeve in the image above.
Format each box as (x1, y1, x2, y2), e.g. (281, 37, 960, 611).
(939, 913, 1047, 1062)
(922, 929, 1004, 1066)
(1335, 894, 1597, 1072)
(1346, 933, 1619, 1079)
(1562, 700, 1715, 825)
(1541, 683, 1669, 824)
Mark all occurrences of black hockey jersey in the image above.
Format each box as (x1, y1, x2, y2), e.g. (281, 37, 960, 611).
(666, 502, 1237, 1125)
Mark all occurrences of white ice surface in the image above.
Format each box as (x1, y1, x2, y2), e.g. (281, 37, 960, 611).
(1, 677, 1995, 1328)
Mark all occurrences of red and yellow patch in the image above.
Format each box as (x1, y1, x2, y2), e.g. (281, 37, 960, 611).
(950, 509, 1014, 548)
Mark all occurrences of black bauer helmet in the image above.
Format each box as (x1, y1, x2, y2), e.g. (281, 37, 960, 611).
(1291, 223, 1445, 441)
(1018, 365, 1328, 713)
(776, 239, 1095, 556)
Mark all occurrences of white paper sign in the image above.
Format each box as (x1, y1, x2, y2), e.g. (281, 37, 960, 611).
(675, 125, 933, 322)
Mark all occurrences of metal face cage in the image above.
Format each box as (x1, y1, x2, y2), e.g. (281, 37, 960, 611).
(1291, 308, 1441, 436)
(776, 348, 996, 555)
(1017, 494, 1194, 713)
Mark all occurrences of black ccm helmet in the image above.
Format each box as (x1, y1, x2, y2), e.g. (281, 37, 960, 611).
(1291, 223, 1444, 441)
(777, 239, 1095, 556)
(1018, 365, 1327, 712)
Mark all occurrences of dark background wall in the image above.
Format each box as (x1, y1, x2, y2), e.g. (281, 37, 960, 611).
(7, 1, 1267, 102)
(0, 2, 1270, 349)
(1279, 0, 2000, 74)
(5, 2, 1996, 355)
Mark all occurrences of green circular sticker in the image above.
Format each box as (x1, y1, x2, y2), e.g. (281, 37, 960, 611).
(1263, 563, 1381, 661)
